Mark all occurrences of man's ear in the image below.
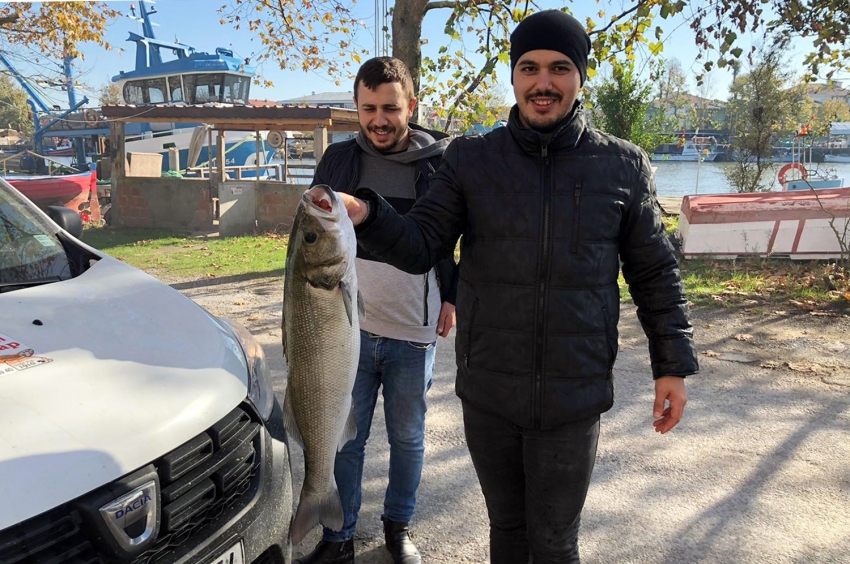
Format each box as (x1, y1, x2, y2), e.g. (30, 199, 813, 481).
(408, 96, 418, 117)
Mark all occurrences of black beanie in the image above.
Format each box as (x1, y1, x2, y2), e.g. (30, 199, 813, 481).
(509, 10, 591, 85)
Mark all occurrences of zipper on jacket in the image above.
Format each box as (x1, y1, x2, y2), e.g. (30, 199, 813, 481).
(532, 143, 553, 427)
(571, 182, 583, 253)
(464, 298, 479, 367)
(423, 274, 430, 326)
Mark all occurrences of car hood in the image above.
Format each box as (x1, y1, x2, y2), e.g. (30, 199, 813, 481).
(0, 257, 249, 530)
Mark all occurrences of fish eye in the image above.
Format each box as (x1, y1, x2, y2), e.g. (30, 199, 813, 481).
(304, 232, 318, 244)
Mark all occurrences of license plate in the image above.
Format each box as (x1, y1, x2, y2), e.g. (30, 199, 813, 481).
(207, 541, 244, 564)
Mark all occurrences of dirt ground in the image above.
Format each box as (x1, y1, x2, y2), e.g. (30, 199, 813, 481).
(163, 270, 850, 563)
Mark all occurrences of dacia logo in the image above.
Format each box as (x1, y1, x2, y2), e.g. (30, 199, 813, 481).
(113, 494, 152, 520)
(100, 481, 159, 551)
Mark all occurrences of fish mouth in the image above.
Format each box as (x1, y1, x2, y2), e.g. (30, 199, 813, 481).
(302, 184, 340, 222)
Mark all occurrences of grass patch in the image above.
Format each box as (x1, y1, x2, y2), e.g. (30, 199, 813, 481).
(84, 227, 850, 312)
(82, 226, 289, 278)
(619, 256, 850, 311)
(661, 215, 678, 237)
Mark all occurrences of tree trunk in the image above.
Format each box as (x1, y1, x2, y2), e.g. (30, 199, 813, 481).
(391, 0, 429, 122)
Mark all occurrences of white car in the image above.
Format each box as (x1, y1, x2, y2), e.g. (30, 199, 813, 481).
(0, 177, 292, 563)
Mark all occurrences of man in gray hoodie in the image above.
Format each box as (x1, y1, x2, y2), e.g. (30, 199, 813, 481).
(295, 57, 458, 564)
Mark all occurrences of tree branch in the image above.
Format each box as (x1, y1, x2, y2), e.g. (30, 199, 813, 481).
(0, 14, 20, 26)
(424, 0, 492, 14)
(445, 54, 499, 130)
(588, 1, 646, 37)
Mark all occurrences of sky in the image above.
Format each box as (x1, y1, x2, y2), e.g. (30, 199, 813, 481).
(2, 0, 823, 109)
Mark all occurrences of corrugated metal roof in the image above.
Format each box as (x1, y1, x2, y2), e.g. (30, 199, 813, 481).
(99, 103, 360, 131)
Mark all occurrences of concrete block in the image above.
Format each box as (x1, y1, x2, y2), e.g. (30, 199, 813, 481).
(125, 152, 163, 178)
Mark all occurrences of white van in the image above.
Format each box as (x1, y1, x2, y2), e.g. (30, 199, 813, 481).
(0, 177, 292, 564)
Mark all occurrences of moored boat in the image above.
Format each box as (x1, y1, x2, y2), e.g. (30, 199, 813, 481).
(4, 170, 95, 209)
(677, 187, 850, 259)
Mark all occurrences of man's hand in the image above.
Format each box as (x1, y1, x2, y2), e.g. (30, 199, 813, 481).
(338, 193, 369, 226)
(436, 302, 456, 338)
(652, 376, 687, 434)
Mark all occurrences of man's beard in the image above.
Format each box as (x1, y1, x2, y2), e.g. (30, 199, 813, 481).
(361, 125, 405, 154)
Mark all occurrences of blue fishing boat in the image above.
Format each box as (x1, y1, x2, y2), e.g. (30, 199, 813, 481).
(113, 1, 278, 176)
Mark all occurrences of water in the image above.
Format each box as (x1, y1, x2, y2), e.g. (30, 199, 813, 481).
(652, 161, 850, 197)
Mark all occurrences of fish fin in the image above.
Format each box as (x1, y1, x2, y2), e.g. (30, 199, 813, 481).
(289, 486, 344, 546)
(282, 391, 304, 449)
(337, 405, 357, 451)
(357, 290, 365, 322)
(340, 280, 355, 326)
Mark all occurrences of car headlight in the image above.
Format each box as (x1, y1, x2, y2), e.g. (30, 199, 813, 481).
(221, 319, 275, 420)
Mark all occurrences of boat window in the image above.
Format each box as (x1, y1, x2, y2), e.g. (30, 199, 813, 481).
(193, 74, 224, 103)
(223, 75, 251, 103)
(123, 78, 168, 104)
(168, 76, 185, 102)
(0, 180, 71, 288)
(123, 83, 145, 105)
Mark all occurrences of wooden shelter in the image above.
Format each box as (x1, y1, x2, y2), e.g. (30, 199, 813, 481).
(97, 104, 361, 234)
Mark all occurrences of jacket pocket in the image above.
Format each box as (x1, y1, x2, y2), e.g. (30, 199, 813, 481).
(463, 297, 479, 368)
(571, 182, 583, 253)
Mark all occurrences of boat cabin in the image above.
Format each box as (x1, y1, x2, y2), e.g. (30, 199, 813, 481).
(112, 26, 254, 106)
(116, 71, 252, 105)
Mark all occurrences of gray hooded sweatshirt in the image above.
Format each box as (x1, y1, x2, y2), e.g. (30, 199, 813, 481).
(355, 128, 451, 343)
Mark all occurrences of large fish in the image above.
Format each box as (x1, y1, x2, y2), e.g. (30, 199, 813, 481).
(282, 184, 362, 546)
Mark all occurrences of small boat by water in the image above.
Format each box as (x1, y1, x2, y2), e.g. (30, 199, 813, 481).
(4, 171, 95, 208)
(678, 146, 849, 259)
(823, 154, 850, 163)
(652, 136, 721, 162)
(677, 187, 850, 259)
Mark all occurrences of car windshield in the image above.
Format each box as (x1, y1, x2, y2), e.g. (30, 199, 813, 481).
(0, 180, 72, 289)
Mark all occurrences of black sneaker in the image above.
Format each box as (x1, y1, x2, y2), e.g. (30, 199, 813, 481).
(294, 539, 355, 564)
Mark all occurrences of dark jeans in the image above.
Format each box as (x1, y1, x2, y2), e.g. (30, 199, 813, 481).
(462, 401, 600, 564)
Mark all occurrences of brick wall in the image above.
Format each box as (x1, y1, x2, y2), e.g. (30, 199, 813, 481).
(114, 177, 212, 231)
(256, 183, 306, 232)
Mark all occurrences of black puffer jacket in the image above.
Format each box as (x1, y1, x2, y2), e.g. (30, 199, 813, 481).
(356, 104, 698, 429)
(312, 125, 458, 305)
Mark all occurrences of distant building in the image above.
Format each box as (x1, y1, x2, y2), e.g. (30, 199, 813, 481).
(647, 93, 728, 132)
(278, 92, 356, 143)
(278, 92, 355, 110)
(806, 82, 850, 105)
(249, 99, 282, 107)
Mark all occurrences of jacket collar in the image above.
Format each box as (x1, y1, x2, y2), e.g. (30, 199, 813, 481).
(507, 101, 586, 155)
(410, 121, 450, 140)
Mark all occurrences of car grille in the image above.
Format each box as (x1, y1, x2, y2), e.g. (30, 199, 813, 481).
(0, 406, 262, 564)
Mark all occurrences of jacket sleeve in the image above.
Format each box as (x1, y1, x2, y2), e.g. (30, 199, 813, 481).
(619, 150, 699, 379)
(435, 257, 458, 304)
(355, 140, 466, 276)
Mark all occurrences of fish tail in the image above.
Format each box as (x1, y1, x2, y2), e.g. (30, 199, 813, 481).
(289, 486, 345, 546)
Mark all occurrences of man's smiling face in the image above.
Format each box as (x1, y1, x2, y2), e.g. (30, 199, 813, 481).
(355, 81, 417, 154)
(512, 49, 582, 132)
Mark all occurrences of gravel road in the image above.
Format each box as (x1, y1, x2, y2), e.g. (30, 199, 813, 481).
(168, 271, 850, 564)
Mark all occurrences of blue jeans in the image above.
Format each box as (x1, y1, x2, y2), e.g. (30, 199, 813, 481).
(323, 330, 435, 542)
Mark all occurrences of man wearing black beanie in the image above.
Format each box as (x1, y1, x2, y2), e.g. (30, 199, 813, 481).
(336, 9, 698, 564)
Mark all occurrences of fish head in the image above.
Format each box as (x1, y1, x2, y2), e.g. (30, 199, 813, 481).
(290, 185, 355, 290)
